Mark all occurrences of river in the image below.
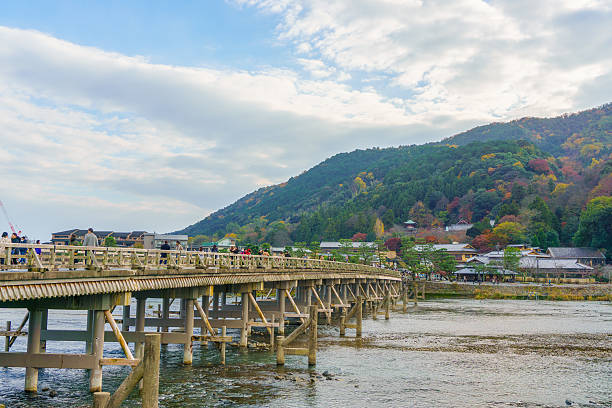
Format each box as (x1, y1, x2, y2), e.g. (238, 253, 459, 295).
(0, 299, 610, 407)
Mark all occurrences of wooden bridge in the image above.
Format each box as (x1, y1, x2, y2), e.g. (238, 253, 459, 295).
(0, 243, 413, 404)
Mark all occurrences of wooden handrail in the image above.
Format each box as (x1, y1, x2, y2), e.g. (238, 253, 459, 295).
(0, 243, 399, 279)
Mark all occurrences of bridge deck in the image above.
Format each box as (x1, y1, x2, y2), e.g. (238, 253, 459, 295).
(0, 243, 399, 303)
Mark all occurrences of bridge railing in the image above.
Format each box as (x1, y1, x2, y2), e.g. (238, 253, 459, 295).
(0, 243, 397, 278)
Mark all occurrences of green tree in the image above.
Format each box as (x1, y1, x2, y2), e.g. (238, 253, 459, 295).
(308, 241, 321, 258)
(104, 236, 117, 247)
(430, 249, 456, 280)
(409, 201, 434, 228)
(357, 242, 375, 265)
(574, 196, 612, 259)
(491, 222, 526, 245)
(338, 239, 354, 261)
(292, 241, 307, 258)
(503, 247, 521, 271)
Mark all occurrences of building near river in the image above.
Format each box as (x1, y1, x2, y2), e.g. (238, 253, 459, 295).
(319, 241, 377, 255)
(51, 229, 148, 247)
(143, 233, 188, 250)
(546, 247, 606, 267)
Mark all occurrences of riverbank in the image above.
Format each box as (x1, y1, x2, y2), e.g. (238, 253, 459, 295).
(424, 281, 612, 301)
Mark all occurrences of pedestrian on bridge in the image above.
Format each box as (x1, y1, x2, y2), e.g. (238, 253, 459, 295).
(10, 233, 19, 264)
(160, 240, 170, 264)
(82, 228, 98, 267)
(83, 228, 98, 247)
(0, 232, 8, 265)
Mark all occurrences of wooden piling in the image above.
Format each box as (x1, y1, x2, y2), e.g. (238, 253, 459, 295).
(93, 392, 110, 408)
(339, 308, 346, 336)
(142, 334, 161, 408)
(107, 334, 160, 408)
(276, 336, 285, 365)
(308, 305, 318, 366)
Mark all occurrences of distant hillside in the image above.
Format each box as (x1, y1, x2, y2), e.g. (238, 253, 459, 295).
(177, 103, 612, 255)
(445, 103, 611, 159)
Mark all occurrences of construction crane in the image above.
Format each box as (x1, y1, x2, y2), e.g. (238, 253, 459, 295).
(0, 199, 21, 235)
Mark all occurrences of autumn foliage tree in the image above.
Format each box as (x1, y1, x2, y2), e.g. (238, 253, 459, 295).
(351, 233, 367, 242)
(574, 196, 612, 260)
(527, 159, 551, 174)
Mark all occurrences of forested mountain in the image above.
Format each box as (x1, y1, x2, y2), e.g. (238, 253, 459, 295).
(177, 103, 612, 256)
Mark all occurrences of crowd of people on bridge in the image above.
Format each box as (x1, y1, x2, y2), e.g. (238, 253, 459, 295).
(0, 231, 42, 265)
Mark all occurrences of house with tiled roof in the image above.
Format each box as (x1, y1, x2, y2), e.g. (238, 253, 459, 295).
(546, 247, 606, 266)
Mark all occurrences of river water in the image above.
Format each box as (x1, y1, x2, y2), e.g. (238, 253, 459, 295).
(0, 299, 610, 407)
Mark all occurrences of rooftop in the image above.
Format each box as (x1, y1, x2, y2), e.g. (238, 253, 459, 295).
(320, 241, 377, 249)
(519, 258, 593, 270)
(547, 247, 605, 259)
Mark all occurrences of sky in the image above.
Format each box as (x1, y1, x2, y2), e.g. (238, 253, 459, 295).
(0, 0, 611, 241)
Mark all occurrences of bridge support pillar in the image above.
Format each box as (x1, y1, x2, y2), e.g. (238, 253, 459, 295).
(24, 308, 42, 392)
(200, 294, 209, 347)
(40, 309, 48, 352)
(89, 310, 105, 392)
(278, 289, 286, 335)
(356, 296, 363, 337)
(326, 285, 332, 324)
(212, 290, 219, 318)
(135, 297, 146, 359)
(86, 310, 94, 354)
(162, 298, 170, 333)
(240, 292, 249, 347)
(183, 299, 194, 365)
(122, 304, 131, 332)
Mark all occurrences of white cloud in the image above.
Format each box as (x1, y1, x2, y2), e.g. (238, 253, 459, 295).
(240, 0, 612, 120)
(1, 0, 611, 238)
(0, 26, 438, 239)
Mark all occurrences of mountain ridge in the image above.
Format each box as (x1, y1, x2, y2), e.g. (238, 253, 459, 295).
(176, 103, 611, 254)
